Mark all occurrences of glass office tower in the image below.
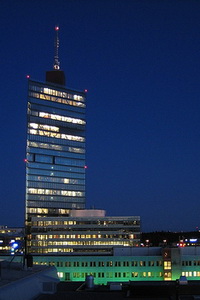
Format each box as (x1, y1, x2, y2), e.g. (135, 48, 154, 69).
(25, 76, 86, 223)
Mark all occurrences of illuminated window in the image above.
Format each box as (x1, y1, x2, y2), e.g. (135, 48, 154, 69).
(131, 272, 138, 277)
(164, 261, 171, 270)
(140, 261, 146, 267)
(28, 141, 63, 151)
(69, 147, 85, 154)
(164, 272, 171, 280)
(29, 123, 59, 132)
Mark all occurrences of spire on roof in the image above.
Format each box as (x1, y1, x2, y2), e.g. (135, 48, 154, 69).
(53, 25, 60, 70)
(46, 25, 65, 86)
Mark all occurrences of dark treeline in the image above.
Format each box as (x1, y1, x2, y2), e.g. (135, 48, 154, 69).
(141, 231, 200, 246)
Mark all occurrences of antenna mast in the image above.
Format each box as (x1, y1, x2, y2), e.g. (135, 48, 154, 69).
(54, 25, 60, 70)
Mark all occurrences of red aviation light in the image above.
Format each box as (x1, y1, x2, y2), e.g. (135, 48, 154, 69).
(84, 165, 88, 169)
(26, 75, 30, 79)
(84, 89, 88, 93)
(55, 26, 59, 31)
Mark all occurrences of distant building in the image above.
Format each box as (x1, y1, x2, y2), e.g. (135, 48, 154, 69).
(0, 226, 24, 254)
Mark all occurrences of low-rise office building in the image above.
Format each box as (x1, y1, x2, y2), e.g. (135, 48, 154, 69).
(28, 210, 141, 255)
(27, 246, 200, 284)
(2, 246, 200, 285)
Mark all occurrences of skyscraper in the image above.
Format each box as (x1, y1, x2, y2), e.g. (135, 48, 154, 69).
(25, 26, 86, 223)
(25, 27, 141, 256)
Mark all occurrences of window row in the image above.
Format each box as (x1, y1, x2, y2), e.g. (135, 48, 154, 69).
(29, 91, 85, 108)
(28, 141, 85, 154)
(29, 134, 85, 148)
(27, 154, 85, 167)
(182, 260, 200, 266)
(30, 98, 84, 117)
(32, 241, 132, 247)
(28, 168, 85, 179)
(27, 175, 85, 185)
(27, 200, 84, 209)
(28, 188, 84, 197)
(29, 122, 59, 132)
(30, 102, 85, 120)
(29, 122, 85, 138)
(32, 219, 139, 227)
(38, 111, 85, 125)
(28, 146, 85, 160)
(27, 208, 70, 215)
(28, 182, 85, 191)
(34, 233, 135, 239)
(56, 271, 164, 279)
(29, 128, 85, 142)
(51, 260, 163, 268)
(27, 195, 85, 203)
(29, 84, 85, 102)
(182, 271, 200, 277)
(28, 162, 85, 173)
(71, 271, 163, 279)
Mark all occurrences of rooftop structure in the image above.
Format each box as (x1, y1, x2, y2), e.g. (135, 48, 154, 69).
(0, 260, 59, 300)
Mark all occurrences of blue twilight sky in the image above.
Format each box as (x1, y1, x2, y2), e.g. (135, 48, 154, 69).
(1, 0, 200, 232)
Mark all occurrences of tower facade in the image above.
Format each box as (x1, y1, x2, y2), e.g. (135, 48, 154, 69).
(25, 28, 86, 223)
(25, 80, 86, 222)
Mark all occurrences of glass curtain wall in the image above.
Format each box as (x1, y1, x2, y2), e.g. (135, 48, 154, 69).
(25, 80, 86, 222)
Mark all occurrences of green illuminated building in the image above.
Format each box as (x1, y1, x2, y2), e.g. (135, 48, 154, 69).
(2, 246, 200, 284)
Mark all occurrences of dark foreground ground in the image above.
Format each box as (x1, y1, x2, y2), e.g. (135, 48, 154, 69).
(36, 280, 200, 300)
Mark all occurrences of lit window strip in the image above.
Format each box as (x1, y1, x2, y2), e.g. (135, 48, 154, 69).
(39, 112, 85, 125)
(29, 123, 59, 132)
(29, 85, 85, 102)
(28, 188, 84, 197)
(44, 88, 84, 102)
(28, 141, 85, 153)
(27, 175, 84, 185)
(28, 129, 85, 142)
(29, 91, 85, 108)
